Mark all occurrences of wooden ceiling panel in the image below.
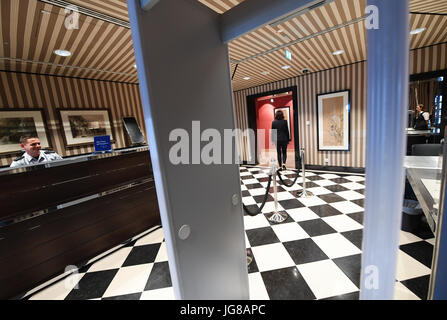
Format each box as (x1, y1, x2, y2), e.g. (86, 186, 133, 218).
(410, 0, 447, 14)
(197, 0, 242, 14)
(0, 0, 138, 83)
(1, 0, 446, 91)
(60, 0, 129, 21)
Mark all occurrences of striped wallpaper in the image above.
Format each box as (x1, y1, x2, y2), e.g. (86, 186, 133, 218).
(233, 42, 447, 168)
(0, 72, 145, 167)
(1, 43, 446, 168)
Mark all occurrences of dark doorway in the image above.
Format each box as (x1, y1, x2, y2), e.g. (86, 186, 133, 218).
(246, 86, 300, 169)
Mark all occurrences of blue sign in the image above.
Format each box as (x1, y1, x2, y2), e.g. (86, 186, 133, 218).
(94, 135, 112, 152)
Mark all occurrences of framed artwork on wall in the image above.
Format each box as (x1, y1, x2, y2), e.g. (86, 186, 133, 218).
(316, 90, 351, 151)
(0, 109, 50, 154)
(273, 106, 291, 137)
(58, 109, 114, 147)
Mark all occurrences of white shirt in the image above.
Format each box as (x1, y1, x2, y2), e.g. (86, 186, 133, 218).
(420, 111, 430, 121)
(10, 150, 63, 168)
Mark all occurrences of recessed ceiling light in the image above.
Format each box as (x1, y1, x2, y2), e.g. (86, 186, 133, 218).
(410, 27, 426, 35)
(271, 98, 274, 103)
(332, 50, 344, 55)
(282, 65, 291, 70)
(133, 64, 137, 69)
(262, 71, 270, 75)
(243, 76, 251, 80)
(277, 29, 284, 33)
(54, 49, 72, 57)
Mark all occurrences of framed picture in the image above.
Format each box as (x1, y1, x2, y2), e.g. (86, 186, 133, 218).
(316, 90, 350, 151)
(273, 106, 291, 137)
(0, 109, 50, 154)
(58, 109, 114, 147)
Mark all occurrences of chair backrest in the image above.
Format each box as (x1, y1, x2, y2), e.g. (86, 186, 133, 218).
(411, 144, 443, 156)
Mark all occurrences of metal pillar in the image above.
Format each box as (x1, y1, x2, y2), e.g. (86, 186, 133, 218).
(127, 0, 249, 299)
(266, 159, 289, 223)
(360, 0, 409, 299)
(220, 0, 333, 42)
(297, 148, 313, 198)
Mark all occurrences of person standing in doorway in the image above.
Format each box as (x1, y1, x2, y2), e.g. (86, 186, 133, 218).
(271, 110, 290, 170)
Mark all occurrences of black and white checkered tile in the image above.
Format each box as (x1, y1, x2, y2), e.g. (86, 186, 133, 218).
(26, 166, 434, 300)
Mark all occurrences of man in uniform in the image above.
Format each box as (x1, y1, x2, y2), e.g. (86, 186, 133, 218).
(10, 135, 63, 168)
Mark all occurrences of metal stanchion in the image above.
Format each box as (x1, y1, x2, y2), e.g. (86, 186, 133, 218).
(265, 158, 289, 223)
(297, 148, 313, 198)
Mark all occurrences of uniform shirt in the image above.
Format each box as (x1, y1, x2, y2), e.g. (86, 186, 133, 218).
(414, 111, 430, 130)
(10, 150, 63, 168)
(420, 111, 430, 121)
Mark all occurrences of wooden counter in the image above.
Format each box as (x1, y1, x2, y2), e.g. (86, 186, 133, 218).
(0, 147, 161, 299)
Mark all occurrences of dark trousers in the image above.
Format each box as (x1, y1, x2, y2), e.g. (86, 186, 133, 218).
(276, 142, 288, 167)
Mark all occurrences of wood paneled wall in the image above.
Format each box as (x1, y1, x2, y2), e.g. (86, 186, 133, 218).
(233, 42, 447, 168)
(0, 72, 146, 166)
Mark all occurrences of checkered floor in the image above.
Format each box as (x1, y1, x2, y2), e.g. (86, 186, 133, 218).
(25, 166, 435, 300)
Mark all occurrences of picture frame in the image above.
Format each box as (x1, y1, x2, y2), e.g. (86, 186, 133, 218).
(273, 106, 291, 137)
(58, 109, 114, 147)
(0, 108, 51, 154)
(316, 90, 350, 151)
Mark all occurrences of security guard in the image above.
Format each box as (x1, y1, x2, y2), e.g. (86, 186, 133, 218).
(10, 135, 63, 168)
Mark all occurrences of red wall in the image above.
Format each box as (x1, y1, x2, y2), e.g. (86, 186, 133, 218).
(256, 95, 294, 150)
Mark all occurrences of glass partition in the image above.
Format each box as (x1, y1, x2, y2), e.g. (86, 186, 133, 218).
(398, 70, 447, 300)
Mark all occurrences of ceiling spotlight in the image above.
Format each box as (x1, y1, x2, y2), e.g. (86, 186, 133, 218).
(261, 71, 270, 75)
(133, 64, 137, 69)
(271, 98, 274, 103)
(277, 29, 284, 33)
(282, 65, 291, 70)
(332, 50, 344, 55)
(410, 27, 426, 35)
(243, 76, 251, 80)
(54, 49, 72, 57)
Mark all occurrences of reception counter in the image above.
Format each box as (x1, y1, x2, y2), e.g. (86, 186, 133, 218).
(406, 128, 441, 155)
(0, 147, 161, 299)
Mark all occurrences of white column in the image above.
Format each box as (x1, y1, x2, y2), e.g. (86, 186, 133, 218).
(360, 0, 409, 299)
(127, 0, 249, 299)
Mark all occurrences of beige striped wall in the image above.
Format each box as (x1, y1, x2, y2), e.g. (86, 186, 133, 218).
(1, 43, 446, 168)
(0, 72, 145, 166)
(233, 42, 447, 168)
